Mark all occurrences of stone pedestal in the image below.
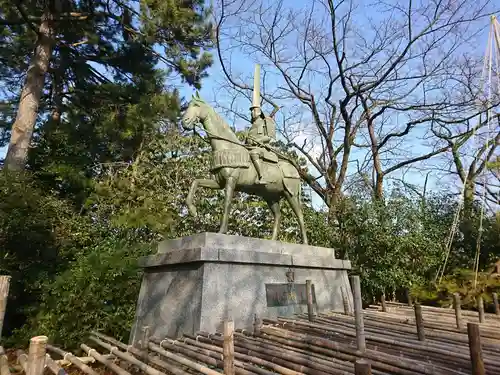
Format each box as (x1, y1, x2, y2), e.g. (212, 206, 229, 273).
(129, 233, 353, 345)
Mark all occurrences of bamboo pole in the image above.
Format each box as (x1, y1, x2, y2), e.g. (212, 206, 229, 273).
(206, 330, 351, 373)
(477, 297, 485, 324)
(253, 332, 377, 374)
(89, 334, 194, 375)
(138, 325, 150, 362)
(0, 347, 10, 375)
(16, 350, 27, 373)
(149, 342, 222, 375)
(310, 314, 483, 363)
(357, 318, 500, 348)
(268, 316, 495, 366)
(304, 326, 457, 365)
(259, 325, 452, 375)
(453, 293, 464, 330)
(233, 331, 355, 373)
(168, 335, 291, 375)
(27, 336, 47, 375)
(342, 310, 500, 348)
(493, 293, 499, 316)
(89, 336, 182, 375)
(140, 326, 150, 351)
(3, 299, 498, 375)
(44, 354, 67, 375)
(223, 320, 235, 375)
(317, 311, 500, 357)
(153, 338, 230, 373)
(306, 280, 314, 322)
(46, 345, 99, 375)
(80, 344, 130, 375)
(378, 301, 499, 318)
(341, 287, 350, 315)
(94, 331, 258, 375)
(55, 356, 99, 366)
(0, 276, 10, 339)
(467, 323, 485, 375)
(95, 331, 267, 375)
(380, 294, 387, 313)
(253, 314, 261, 336)
(406, 290, 413, 307)
(350, 276, 366, 352)
(414, 304, 425, 342)
(188, 332, 351, 375)
(362, 307, 500, 332)
(270, 315, 500, 373)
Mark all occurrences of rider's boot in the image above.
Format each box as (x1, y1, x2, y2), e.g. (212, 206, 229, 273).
(250, 154, 268, 184)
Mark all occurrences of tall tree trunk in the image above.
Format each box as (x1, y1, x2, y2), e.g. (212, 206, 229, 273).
(4, 6, 55, 171)
(463, 177, 476, 216)
(366, 117, 384, 200)
(373, 171, 384, 200)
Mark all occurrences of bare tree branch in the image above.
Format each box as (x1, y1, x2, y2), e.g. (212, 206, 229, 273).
(214, 0, 500, 216)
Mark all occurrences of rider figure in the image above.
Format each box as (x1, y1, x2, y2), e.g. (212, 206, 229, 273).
(247, 106, 277, 184)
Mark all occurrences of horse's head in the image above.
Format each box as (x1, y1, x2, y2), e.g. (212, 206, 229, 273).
(182, 92, 206, 131)
(182, 92, 242, 147)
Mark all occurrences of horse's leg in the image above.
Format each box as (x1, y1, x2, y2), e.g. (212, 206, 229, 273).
(284, 190, 308, 245)
(187, 178, 221, 217)
(219, 177, 236, 234)
(265, 197, 281, 241)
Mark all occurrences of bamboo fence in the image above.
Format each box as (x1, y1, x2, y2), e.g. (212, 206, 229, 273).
(1, 275, 499, 375)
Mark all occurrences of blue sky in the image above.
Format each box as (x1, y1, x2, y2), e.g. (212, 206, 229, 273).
(1, 0, 497, 210)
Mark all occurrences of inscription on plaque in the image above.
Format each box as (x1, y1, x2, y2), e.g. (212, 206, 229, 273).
(265, 283, 317, 307)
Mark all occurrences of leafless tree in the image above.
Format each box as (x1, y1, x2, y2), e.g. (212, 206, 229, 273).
(214, 0, 499, 219)
(432, 112, 499, 212)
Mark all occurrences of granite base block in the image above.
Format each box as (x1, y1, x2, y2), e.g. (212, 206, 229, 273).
(129, 233, 353, 345)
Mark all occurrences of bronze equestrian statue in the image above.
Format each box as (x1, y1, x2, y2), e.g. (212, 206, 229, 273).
(181, 65, 308, 244)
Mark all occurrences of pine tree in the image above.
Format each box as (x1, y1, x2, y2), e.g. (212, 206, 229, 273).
(0, 0, 213, 170)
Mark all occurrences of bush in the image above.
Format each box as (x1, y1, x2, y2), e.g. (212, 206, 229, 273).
(330, 193, 446, 302)
(412, 268, 500, 311)
(0, 171, 92, 337)
(12, 238, 153, 349)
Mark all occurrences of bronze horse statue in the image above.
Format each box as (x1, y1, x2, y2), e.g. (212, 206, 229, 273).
(181, 93, 308, 244)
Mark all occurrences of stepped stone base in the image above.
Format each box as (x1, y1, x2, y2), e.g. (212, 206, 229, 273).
(129, 232, 353, 345)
